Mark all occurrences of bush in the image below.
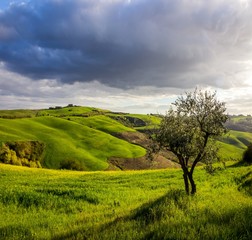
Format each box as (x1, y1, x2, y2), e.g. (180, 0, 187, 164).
(242, 144, 252, 164)
(8, 141, 45, 161)
(0, 141, 44, 168)
(59, 159, 84, 171)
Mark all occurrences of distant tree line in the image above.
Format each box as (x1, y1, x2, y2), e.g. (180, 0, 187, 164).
(226, 117, 252, 132)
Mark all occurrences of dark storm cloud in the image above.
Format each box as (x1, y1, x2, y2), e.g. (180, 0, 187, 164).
(0, 0, 252, 89)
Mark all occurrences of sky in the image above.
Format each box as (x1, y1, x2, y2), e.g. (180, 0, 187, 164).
(0, 0, 252, 114)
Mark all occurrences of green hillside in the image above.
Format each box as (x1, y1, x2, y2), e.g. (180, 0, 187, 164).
(126, 113, 252, 161)
(0, 116, 146, 170)
(1, 106, 252, 170)
(226, 115, 252, 132)
(0, 106, 107, 118)
(217, 130, 252, 161)
(65, 115, 135, 134)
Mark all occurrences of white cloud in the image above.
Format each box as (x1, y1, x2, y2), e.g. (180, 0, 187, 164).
(1, 63, 252, 114)
(0, 0, 252, 114)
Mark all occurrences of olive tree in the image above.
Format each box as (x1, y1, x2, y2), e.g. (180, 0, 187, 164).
(155, 89, 228, 195)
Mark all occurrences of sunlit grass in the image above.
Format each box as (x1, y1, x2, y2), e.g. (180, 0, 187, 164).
(0, 117, 146, 170)
(217, 130, 252, 161)
(0, 163, 251, 239)
(65, 115, 135, 134)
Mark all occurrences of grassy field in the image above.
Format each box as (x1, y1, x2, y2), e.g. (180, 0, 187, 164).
(0, 163, 251, 239)
(1, 107, 251, 239)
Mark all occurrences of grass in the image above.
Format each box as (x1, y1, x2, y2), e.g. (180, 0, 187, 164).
(230, 115, 252, 123)
(0, 106, 107, 119)
(0, 109, 39, 118)
(126, 114, 161, 126)
(108, 113, 161, 129)
(1, 107, 252, 170)
(217, 130, 252, 161)
(0, 117, 146, 170)
(217, 141, 245, 161)
(0, 163, 251, 239)
(65, 115, 135, 134)
(39, 106, 108, 117)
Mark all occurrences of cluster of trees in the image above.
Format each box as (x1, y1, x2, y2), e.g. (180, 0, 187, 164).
(0, 141, 44, 168)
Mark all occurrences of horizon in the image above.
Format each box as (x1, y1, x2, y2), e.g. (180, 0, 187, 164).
(0, 104, 251, 117)
(1, 0, 252, 115)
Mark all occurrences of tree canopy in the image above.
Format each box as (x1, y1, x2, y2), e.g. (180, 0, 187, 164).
(155, 88, 228, 194)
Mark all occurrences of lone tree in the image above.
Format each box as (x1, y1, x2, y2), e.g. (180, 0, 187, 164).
(155, 88, 228, 195)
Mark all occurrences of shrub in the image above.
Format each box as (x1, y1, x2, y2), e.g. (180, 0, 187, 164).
(242, 144, 252, 164)
(0, 141, 44, 168)
(59, 159, 84, 171)
(8, 141, 45, 161)
(0, 144, 16, 164)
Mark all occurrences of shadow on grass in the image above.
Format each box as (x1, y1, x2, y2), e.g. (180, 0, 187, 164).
(0, 225, 33, 240)
(52, 189, 185, 240)
(130, 189, 186, 225)
(228, 161, 251, 168)
(142, 206, 252, 240)
(236, 170, 252, 196)
(52, 188, 252, 240)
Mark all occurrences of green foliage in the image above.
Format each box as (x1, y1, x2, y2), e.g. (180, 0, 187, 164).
(155, 88, 228, 194)
(0, 144, 19, 165)
(0, 141, 44, 168)
(0, 163, 251, 239)
(7, 141, 45, 161)
(157, 89, 228, 163)
(59, 159, 84, 171)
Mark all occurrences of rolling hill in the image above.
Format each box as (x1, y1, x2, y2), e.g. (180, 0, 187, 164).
(217, 130, 252, 161)
(0, 106, 154, 170)
(0, 114, 146, 171)
(0, 106, 252, 170)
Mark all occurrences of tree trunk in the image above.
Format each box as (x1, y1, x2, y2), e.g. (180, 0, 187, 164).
(188, 172, 196, 194)
(183, 170, 190, 195)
